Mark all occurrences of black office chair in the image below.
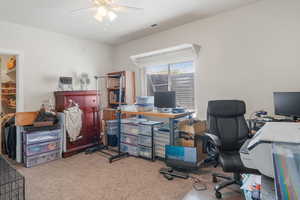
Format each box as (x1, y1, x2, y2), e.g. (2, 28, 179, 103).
(204, 100, 259, 199)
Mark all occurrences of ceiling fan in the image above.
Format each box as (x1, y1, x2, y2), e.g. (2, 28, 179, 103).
(72, 0, 143, 22)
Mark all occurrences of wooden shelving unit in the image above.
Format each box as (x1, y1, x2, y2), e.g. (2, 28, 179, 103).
(104, 71, 136, 120)
(1, 82, 16, 112)
(106, 71, 136, 109)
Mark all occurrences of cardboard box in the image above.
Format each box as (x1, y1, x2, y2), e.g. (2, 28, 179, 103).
(177, 136, 207, 162)
(178, 119, 207, 136)
(178, 138, 195, 147)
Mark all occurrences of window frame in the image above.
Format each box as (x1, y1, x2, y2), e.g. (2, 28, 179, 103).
(144, 60, 195, 109)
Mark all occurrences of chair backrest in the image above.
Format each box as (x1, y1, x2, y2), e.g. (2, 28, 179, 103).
(207, 100, 249, 152)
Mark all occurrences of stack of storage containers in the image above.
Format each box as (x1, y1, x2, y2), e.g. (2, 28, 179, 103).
(23, 128, 62, 168)
(106, 120, 119, 147)
(120, 118, 160, 160)
(154, 124, 179, 159)
(138, 121, 161, 160)
(120, 119, 140, 156)
(154, 128, 170, 158)
(135, 96, 154, 112)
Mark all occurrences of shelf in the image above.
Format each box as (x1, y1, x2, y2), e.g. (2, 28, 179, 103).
(108, 88, 125, 90)
(2, 88, 16, 90)
(2, 93, 16, 95)
(7, 106, 16, 109)
(110, 102, 126, 105)
(7, 68, 16, 74)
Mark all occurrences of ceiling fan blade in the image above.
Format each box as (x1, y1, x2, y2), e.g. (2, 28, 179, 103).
(110, 4, 143, 11)
(71, 7, 97, 13)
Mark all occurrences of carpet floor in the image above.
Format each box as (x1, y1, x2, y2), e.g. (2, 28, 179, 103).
(14, 153, 243, 200)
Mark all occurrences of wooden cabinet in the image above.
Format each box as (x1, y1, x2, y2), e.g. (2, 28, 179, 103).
(54, 90, 100, 157)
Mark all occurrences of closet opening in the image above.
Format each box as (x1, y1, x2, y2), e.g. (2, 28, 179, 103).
(0, 54, 17, 157)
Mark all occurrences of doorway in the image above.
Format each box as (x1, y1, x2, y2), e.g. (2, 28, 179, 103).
(0, 54, 17, 156)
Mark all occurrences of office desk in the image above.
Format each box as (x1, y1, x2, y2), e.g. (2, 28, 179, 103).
(121, 111, 194, 145)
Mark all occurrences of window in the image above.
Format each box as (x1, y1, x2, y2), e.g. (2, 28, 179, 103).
(145, 61, 195, 109)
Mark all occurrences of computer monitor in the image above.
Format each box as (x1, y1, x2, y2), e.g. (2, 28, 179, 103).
(154, 91, 176, 108)
(274, 92, 300, 119)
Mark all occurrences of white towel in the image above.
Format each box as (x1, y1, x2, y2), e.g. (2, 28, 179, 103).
(64, 106, 82, 142)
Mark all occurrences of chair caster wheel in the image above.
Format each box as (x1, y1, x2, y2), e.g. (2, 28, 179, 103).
(212, 176, 218, 183)
(215, 192, 222, 199)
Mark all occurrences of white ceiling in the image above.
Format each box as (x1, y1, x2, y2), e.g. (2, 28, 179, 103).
(0, 0, 259, 45)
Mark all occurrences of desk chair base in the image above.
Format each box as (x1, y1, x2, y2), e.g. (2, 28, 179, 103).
(212, 172, 242, 199)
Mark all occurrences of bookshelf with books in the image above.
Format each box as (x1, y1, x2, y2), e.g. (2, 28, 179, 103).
(106, 71, 135, 110)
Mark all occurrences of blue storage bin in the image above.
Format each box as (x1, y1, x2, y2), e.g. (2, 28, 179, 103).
(108, 135, 119, 147)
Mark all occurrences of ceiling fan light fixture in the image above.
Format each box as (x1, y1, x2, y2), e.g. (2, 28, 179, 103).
(108, 11, 117, 21)
(97, 6, 107, 17)
(94, 12, 104, 22)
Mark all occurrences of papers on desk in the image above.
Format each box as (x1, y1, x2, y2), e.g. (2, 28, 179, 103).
(241, 175, 261, 190)
(248, 122, 300, 149)
(241, 175, 262, 200)
(140, 121, 162, 125)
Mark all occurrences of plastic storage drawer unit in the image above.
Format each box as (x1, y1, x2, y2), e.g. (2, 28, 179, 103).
(135, 104, 154, 112)
(136, 96, 154, 104)
(24, 140, 60, 156)
(24, 129, 61, 145)
(138, 146, 152, 159)
(155, 144, 166, 158)
(24, 150, 61, 168)
(138, 135, 152, 147)
(107, 126, 119, 135)
(107, 120, 119, 126)
(121, 134, 138, 146)
(121, 124, 140, 135)
(139, 125, 152, 136)
(120, 143, 138, 156)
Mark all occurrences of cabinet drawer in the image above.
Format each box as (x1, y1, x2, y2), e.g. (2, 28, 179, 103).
(85, 95, 97, 107)
(120, 143, 138, 156)
(138, 135, 152, 147)
(121, 124, 140, 135)
(24, 150, 61, 168)
(121, 134, 138, 146)
(24, 129, 61, 145)
(138, 146, 152, 159)
(139, 125, 152, 136)
(24, 140, 60, 156)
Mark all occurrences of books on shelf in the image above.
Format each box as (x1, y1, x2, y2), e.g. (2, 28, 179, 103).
(109, 90, 125, 104)
(107, 76, 126, 89)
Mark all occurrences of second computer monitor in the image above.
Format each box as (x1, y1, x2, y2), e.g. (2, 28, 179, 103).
(274, 92, 300, 119)
(154, 91, 176, 108)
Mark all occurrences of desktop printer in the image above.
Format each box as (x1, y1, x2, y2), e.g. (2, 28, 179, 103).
(240, 122, 300, 178)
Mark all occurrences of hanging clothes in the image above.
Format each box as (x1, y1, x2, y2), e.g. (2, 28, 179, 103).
(3, 117, 16, 159)
(64, 105, 83, 142)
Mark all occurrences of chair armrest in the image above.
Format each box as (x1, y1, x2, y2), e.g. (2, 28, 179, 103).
(204, 133, 221, 147)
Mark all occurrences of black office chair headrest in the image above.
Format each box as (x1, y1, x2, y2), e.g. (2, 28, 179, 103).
(207, 100, 246, 117)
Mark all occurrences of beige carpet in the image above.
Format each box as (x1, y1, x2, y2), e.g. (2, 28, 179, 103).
(15, 153, 242, 200)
